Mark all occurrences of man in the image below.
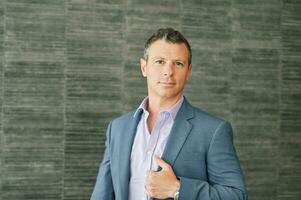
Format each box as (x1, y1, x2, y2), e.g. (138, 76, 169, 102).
(91, 28, 247, 200)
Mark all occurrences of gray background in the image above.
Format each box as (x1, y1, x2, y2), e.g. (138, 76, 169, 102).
(0, 0, 300, 200)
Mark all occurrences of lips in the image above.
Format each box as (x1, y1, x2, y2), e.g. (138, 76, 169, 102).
(159, 81, 176, 85)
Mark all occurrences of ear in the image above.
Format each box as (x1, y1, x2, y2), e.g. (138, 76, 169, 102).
(140, 58, 147, 77)
(186, 64, 192, 80)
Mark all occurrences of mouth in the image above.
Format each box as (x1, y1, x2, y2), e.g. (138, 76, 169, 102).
(159, 82, 176, 86)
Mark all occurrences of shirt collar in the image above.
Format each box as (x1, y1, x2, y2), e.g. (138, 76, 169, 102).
(133, 97, 149, 118)
(133, 96, 184, 121)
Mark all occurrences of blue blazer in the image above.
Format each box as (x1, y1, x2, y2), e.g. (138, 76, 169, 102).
(91, 98, 247, 200)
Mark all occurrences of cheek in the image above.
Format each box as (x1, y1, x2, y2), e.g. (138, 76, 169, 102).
(178, 74, 189, 85)
(183, 71, 191, 80)
(147, 68, 160, 79)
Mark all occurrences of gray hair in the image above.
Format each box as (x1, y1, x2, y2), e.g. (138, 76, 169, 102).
(143, 27, 192, 65)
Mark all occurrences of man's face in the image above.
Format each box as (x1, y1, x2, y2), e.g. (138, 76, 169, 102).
(140, 39, 192, 101)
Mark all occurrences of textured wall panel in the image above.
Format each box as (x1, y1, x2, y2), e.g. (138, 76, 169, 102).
(0, 0, 299, 200)
(2, 1, 65, 200)
(278, 0, 301, 199)
(231, 1, 281, 199)
(64, 1, 124, 199)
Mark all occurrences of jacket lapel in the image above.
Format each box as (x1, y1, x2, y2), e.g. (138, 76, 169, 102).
(160, 98, 194, 168)
(151, 99, 194, 200)
(118, 110, 142, 200)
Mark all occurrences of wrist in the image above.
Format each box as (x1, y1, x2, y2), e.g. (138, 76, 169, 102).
(173, 179, 180, 199)
(174, 191, 179, 200)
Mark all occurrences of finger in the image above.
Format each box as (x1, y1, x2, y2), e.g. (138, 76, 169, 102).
(145, 170, 154, 184)
(144, 184, 151, 197)
(145, 170, 149, 177)
(145, 187, 152, 198)
(154, 155, 170, 170)
(145, 183, 156, 198)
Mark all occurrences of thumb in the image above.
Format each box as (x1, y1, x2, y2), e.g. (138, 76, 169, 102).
(154, 155, 170, 170)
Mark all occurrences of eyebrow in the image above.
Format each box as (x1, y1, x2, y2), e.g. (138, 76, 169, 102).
(152, 57, 187, 64)
(152, 56, 165, 60)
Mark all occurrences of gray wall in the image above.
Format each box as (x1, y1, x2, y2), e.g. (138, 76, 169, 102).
(0, 0, 300, 199)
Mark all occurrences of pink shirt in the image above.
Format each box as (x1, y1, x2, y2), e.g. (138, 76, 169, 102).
(129, 96, 184, 200)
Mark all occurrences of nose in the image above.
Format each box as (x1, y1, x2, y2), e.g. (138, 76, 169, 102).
(163, 61, 174, 77)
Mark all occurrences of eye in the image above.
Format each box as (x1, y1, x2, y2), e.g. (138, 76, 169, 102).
(175, 61, 184, 68)
(155, 59, 165, 65)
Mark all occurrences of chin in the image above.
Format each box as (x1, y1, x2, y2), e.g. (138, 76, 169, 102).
(150, 87, 182, 99)
(158, 92, 181, 99)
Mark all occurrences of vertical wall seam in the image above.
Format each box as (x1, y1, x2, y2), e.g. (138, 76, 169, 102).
(179, 0, 183, 31)
(62, 1, 67, 199)
(121, 0, 127, 113)
(229, 0, 234, 125)
(277, 0, 284, 198)
(0, 1, 6, 199)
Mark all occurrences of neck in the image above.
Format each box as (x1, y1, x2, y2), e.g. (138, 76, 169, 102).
(147, 94, 183, 116)
(146, 94, 183, 134)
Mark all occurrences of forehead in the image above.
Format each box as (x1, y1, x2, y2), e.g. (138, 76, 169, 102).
(147, 40, 189, 61)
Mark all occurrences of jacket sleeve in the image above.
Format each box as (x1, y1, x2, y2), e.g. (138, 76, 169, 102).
(90, 122, 115, 200)
(178, 121, 247, 200)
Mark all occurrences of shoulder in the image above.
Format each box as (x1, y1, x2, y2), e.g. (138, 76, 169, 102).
(184, 102, 234, 150)
(184, 99, 227, 124)
(192, 106, 225, 124)
(184, 100, 231, 133)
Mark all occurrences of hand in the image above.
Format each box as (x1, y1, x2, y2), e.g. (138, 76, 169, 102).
(145, 156, 180, 199)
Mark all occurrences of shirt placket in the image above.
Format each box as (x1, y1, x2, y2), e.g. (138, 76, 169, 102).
(143, 112, 167, 200)
(146, 113, 167, 170)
